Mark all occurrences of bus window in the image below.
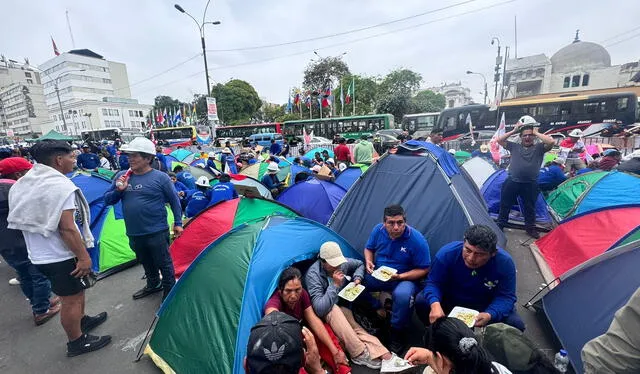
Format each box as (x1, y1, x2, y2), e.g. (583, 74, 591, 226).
(584, 102, 599, 114)
(445, 116, 456, 131)
(617, 97, 628, 111)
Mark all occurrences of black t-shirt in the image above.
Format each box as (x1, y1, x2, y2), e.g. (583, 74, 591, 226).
(505, 141, 548, 182)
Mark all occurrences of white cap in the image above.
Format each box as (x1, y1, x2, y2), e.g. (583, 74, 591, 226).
(568, 129, 583, 137)
(120, 137, 156, 155)
(222, 147, 232, 154)
(208, 152, 216, 158)
(319, 241, 347, 267)
(195, 176, 210, 187)
(311, 165, 322, 172)
(517, 115, 539, 126)
(267, 162, 279, 173)
(448, 149, 456, 155)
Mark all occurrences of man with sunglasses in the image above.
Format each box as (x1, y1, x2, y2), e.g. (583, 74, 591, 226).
(363, 204, 431, 354)
(495, 116, 554, 239)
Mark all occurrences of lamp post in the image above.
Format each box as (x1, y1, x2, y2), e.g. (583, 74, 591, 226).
(83, 112, 93, 130)
(174, 2, 221, 96)
(68, 109, 79, 136)
(491, 37, 502, 101)
(466, 71, 488, 105)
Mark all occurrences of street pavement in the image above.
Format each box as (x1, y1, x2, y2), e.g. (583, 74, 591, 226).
(0, 228, 556, 374)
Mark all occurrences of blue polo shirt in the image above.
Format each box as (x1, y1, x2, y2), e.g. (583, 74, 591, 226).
(365, 223, 431, 274)
(176, 171, 197, 189)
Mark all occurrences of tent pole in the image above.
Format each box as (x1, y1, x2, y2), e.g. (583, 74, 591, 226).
(135, 315, 158, 362)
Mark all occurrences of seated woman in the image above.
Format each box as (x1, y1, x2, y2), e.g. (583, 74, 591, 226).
(404, 317, 512, 374)
(265, 267, 351, 374)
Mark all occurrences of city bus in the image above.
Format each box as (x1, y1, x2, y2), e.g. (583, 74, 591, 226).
(146, 126, 197, 147)
(215, 122, 282, 141)
(81, 128, 123, 143)
(401, 112, 440, 135)
(283, 114, 395, 143)
(434, 92, 639, 140)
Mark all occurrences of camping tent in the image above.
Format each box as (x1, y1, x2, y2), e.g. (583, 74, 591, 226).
(530, 205, 640, 283)
(453, 150, 471, 164)
(229, 174, 273, 199)
(334, 164, 369, 191)
(36, 129, 75, 142)
(170, 148, 192, 162)
(170, 197, 299, 278)
(546, 171, 640, 221)
(145, 215, 360, 374)
(538, 242, 640, 373)
(461, 157, 497, 190)
(240, 162, 291, 185)
(328, 140, 506, 258)
(276, 178, 346, 224)
(304, 147, 334, 159)
(481, 169, 552, 229)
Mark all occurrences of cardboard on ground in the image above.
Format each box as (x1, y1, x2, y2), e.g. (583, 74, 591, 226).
(315, 165, 334, 181)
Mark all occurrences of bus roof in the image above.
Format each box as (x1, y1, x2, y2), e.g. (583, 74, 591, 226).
(501, 86, 640, 102)
(151, 125, 194, 131)
(403, 112, 440, 118)
(283, 114, 392, 124)
(500, 91, 638, 107)
(217, 122, 280, 128)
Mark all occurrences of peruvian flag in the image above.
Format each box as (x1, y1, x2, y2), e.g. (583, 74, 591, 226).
(490, 113, 508, 163)
(345, 79, 354, 104)
(51, 37, 60, 56)
(321, 88, 332, 108)
(157, 110, 164, 125)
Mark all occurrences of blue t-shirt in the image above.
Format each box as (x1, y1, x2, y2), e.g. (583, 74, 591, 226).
(77, 152, 100, 169)
(176, 171, 197, 189)
(156, 153, 168, 171)
(185, 189, 211, 218)
(106, 145, 117, 157)
(104, 169, 182, 236)
(207, 159, 218, 171)
(576, 167, 593, 175)
(365, 223, 431, 274)
(118, 154, 129, 170)
(537, 165, 566, 186)
(261, 174, 282, 190)
(209, 182, 239, 206)
(270, 142, 282, 155)
(423, 241, 517, 321)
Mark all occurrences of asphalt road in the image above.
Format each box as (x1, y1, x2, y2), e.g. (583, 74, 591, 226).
(0, 228, 556, 374)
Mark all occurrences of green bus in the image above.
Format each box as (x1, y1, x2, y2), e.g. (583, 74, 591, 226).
(283, 114, 395, 143)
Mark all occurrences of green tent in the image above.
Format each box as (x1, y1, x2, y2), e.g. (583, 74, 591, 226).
(546, 171, 608, 220)
(454, 151, 472, 164)
(36, 129, 74, 142)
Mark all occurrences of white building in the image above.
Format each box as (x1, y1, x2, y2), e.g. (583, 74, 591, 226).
(504, 32, 640, 99)
(39, 49, 150, 136)
(0, 57, 54, 137)
(429, 82, 473, 108)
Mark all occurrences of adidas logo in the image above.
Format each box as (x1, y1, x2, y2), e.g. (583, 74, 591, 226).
(263, 342, 286, 361)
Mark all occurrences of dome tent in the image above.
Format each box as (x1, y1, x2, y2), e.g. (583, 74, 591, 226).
(460, 156, 497, 190)
(276, 178, 346, 224)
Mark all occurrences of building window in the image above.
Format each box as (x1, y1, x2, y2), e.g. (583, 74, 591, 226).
(102, 109, 108, 116)
(26, 79, 33, 84)
(563, 77, 570, 88)
(582, 74, 590, 86)
(25, 72, 32, 78)
(571, 75, 580, 87)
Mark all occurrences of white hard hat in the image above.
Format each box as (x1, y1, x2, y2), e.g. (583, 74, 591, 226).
(517, 115, 539, 126)
(195, 176, 210, 187)
(120, 137, 155, 155)
(568, 129, 583, 137)
(267, 162, 279, 173)
(338, 163, 347, 172)
(448, 148, 456, 155)
(208, 152, 216, 158)
(71, 144, 78, 149)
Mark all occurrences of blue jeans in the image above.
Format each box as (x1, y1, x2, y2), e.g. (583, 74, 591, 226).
(128, 230, 175, 293)
(414, 291, 526, 331)
(363, 274, 419, 330)
(1, 249, 52, 315)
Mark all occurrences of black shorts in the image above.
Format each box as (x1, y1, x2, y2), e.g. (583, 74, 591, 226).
(36, 258, 84, 297)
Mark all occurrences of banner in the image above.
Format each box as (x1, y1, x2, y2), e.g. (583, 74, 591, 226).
(206, 97, 219, 121)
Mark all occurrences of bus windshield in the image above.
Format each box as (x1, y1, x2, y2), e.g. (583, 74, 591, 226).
(402, 113, 439, 134)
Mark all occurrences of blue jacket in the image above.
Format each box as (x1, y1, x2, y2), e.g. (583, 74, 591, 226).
(185, 189, 211, 218)
(156, 153, 168, 171)
(176, 171, 197, 189)
(423, 241, 517, 322)
(537, 165, 566, 186)
(118, 154, 129, 170)
(270, 142, 282, 155)
(261, 174, 282, 190)
(106, 144, 117, 157)
(172, 181, 189, 198)
(104, 169, 182, 236)
(77, 152, 100, 169)
(209, 182, 238, 206)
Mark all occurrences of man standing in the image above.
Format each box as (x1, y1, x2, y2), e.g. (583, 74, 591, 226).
(364, 204, 431, 353)
(7, 140, 110, 357)
(206, 152, 219, 174)
(427, 129, 443, 146)
(0, 157, 61, 325)
(280, 138, 290, 157)
(415, 225, 524, 331)
(269, 138, 282, 156)
(306, 241, 391, 369)
(354, 135, 374, 165)
(104, 137, 183, 300)
(155, 146, 167, 172)
(76, 144, 100, 170)
(334, 138, 351, 166)
(496, 116, 554, 238)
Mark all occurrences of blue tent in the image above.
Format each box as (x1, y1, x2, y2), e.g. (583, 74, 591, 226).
(335, 165, 367, 191)
(276, 178, 346, 224)
(481, 169, 552, 229)
(539, 242, 640, 373)
(290, 164, 312, 182)
(170, 148, 192, 162)
(304, 147, 334, 159)
(328, 141, 506, 258)
(164, 154, 179, 171)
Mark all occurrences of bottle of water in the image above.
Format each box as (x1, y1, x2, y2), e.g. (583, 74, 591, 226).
(554, 349, 569, 373)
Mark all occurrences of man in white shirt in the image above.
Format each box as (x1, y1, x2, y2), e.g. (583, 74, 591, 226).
(8, 140, 111, 357)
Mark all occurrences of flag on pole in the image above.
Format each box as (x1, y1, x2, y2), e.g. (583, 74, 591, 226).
(490, 113, 508, 164)
(317, 96, 323, 119)
(321, 87, 331, 108)
(192, 105, 197, 124)
(162, 109, 167, 125)
(345, 78, 354, 104)
(51, 37, 60, 56)
(158, 110, 165, 126)
(286, 94, 293, 114)
(304, 94, 311, 108)
(303, 126, 311, 146)
(340, 84, 344, 106)
(466, 113, 476, 146)
(174, 108, 182, 125)
(293, 91, 300, 105)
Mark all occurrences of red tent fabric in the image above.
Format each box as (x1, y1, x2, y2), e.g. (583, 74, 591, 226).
(533, 206, 640, 279)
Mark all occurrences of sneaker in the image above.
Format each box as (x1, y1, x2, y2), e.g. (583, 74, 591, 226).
(81, 312, 108, 333)
(9, 278, 20, 285)
(34, 303, 62, 326)
(50, 296, 61, 307)
(66, 334, 112, 357)
(132, 283, 162, 300)
(351, 348, 382, 370)
(526, 228, 540, 239)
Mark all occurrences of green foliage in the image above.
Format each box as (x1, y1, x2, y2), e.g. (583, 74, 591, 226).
(153, 95, 184, 111)
(210, 79, 262, 125)
(303, 57, 350, 92)
(334, 75, 379, 116)
(411, 90, 446, 113)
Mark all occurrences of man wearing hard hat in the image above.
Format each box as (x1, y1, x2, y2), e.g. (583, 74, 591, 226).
(104, 137, 183, 301)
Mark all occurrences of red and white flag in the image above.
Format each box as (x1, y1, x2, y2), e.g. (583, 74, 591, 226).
(490, 113, 508, 163)
(51, 37, 60, 56)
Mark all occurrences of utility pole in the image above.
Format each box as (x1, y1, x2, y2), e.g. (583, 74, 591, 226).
(491, 37, 502, 102)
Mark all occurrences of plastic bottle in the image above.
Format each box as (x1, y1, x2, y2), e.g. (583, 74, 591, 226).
(116, 169, 132, 188)
(553, 349, 569, 373)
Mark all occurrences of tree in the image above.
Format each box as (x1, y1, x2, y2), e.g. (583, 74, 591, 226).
(210, 79, 262, 125)
(376, 69, 423, 121)
(334, 75, 379, 116)
(153, 95, 183, 111)
(303, 56, 350, 93)
(411, 90, 446, 113)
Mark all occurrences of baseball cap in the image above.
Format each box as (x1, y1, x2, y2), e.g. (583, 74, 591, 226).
(246, 312, 303, 374)
(0, 157, 33, 176)
(319, 241, 347, 267)
(603, 149, 621, 157)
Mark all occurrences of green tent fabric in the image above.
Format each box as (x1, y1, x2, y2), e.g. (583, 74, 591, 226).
(36, 129, 74, 141)
(546, 171, 608, 220)
(544, 152, 558, 165)
(454, 151, 472, 164)
(94, 168, 115, 179)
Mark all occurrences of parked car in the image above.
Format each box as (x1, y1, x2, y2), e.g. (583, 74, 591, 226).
(373, 133, 400, 154)
(375, 129, 406, 138)
(458, 130, 495, 152)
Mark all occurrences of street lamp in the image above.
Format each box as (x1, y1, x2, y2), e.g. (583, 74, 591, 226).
(491, 37, 502, 100)
(83, 112, 93, 130)
(68, 109, 79, 136)
(174, 2, 221, 95)
(466, 70, 488, 105)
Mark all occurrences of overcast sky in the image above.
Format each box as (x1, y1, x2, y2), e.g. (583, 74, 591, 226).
(3, 0, 639, 106)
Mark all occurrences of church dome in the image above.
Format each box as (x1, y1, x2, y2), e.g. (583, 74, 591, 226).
(551, 36, 611, 73)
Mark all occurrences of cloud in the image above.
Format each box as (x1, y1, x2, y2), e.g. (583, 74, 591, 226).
(1, 0, 639, 106)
